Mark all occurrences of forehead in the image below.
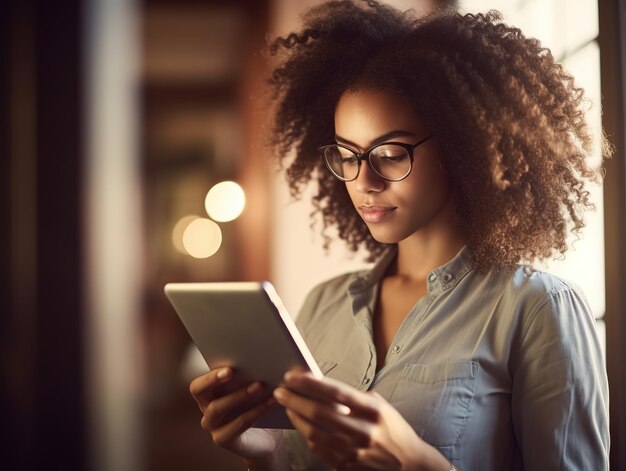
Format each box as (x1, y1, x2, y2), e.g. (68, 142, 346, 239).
(334, 88, 426, 145)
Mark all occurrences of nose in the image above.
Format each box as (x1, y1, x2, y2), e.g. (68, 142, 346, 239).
(354, 161, 385, 194)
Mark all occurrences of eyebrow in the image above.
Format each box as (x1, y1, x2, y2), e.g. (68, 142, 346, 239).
(334, 130, 417, 149)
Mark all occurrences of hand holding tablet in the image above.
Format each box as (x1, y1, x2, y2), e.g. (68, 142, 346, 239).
(164, 281, 322, 429)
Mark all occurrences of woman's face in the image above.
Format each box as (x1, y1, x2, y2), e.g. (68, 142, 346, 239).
(334, 88, 453, 244)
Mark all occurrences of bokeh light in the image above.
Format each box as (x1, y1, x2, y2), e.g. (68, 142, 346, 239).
(182, 218, 222, 258)
(172, 215, 201, 254)
(204, 180, 246, 222)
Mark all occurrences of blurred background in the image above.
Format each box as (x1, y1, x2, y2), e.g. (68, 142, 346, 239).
(2, 0, 625, 469)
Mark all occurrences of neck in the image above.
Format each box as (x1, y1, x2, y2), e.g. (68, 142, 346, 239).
(393, 196, 466, 281)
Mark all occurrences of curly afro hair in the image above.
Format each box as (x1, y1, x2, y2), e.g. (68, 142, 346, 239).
(263, 0, 612, 272)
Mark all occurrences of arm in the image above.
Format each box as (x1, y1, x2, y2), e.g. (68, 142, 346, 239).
(274, 371, 457, 471)
(511, 287, 609, 469)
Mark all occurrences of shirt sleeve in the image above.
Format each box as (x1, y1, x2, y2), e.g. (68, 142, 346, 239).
(511, 286, 610, 470)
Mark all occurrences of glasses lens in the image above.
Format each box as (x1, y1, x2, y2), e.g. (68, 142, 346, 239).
(323, 146, 358, 181)
(370, 144, 411, 180)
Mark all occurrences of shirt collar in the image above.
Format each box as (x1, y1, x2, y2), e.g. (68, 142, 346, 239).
(347, 243, 474, 299)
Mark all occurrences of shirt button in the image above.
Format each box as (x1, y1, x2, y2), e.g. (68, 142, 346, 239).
(362, 377, 371, 385)
(428, 273, 437, 282)
(391, 344, 401, 353)
(443, 273, 453, 282)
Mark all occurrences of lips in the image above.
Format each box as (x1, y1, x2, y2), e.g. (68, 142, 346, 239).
(358, 205, 397, 223)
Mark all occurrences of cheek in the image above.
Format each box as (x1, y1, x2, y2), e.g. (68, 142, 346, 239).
(400, 158, 448, 202)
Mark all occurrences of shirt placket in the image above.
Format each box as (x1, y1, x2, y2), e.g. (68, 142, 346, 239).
(369, 270, 444, 386)
(352, 292, 378, 391)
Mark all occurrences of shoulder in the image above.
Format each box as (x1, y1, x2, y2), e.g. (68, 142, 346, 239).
(465, 264, 597, 359)
(304, 270, 363, 305)
(501, 264, 580, 303)
(299, 269, 367, 310)
(295, 269, 367, 330)
(491, 265, 592, 331)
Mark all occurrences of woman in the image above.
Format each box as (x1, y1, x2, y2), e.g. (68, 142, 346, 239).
(189, 1, 611, 469)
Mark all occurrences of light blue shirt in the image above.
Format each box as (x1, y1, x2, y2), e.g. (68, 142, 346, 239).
(283, 244, 609, 470)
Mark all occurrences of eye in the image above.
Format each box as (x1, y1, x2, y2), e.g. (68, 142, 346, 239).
(380, 154, 406, 163)
(372, 145, 409, 163)
(338, 148, 358, 164)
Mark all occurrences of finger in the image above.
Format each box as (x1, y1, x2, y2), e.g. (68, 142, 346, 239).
(351, 447, 402, 469)
(202, 381, 266, 430)
(276, 388, 372, 447)
(284, 371, 380, 420)
(286, 408, 357, 450)
(189, 367, 232, 411)
(286, 410, 357, 469)
(210, 396, 278, 447)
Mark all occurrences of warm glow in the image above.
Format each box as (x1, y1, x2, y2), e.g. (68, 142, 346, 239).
(182, 218, 222, 258)
(204, 180, 246, 222)
(172, 215, 200, 254)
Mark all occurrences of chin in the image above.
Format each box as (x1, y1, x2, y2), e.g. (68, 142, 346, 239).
(367, 220, 425, 244)
(367, 227, 405, 245)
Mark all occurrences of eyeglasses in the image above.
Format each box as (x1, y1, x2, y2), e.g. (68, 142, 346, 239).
(319, 134, 435, 182)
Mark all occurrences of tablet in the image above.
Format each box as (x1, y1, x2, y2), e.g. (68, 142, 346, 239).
(164, 281, 322, 429)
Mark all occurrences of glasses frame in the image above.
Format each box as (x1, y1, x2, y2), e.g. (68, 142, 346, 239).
(318, 134, 435, 182)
